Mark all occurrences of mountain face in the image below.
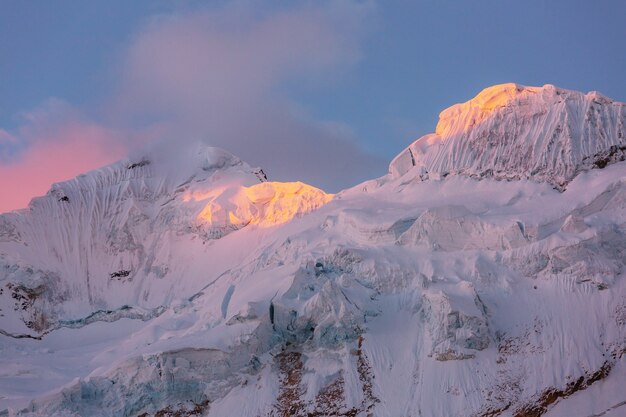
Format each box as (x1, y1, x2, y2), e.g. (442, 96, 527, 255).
(0, 145, 330, 336)
(1, 85, 625, 417)
(389, 83, 626, 188)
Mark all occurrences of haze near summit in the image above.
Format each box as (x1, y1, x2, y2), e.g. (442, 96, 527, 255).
(0, 0, 625, 212)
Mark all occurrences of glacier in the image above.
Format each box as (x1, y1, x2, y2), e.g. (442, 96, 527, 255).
(0, 84, 625, 417)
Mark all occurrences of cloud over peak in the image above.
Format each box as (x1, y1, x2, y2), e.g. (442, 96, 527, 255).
(0, 1, 384, 213)
(114, 1, 383, 190)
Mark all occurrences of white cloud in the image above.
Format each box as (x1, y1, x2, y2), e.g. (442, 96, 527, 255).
(111, 1, 384, 190)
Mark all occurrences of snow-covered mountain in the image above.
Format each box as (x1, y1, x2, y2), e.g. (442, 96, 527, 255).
(389, 83, 626, 189)
(0, 145, 329, 336)
(1, 84, 625, 417)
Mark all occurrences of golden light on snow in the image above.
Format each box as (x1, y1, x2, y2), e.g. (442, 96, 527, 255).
(195, 181, 333, 227)
(435, 83, 537, 136)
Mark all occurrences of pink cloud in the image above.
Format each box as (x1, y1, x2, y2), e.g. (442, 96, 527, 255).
(108, 2, 384, 192)
(0, 129, 17, 144)
(0, 2, 382, 213)
(119, 4, 365, 108)
(0, 107, 126, 213)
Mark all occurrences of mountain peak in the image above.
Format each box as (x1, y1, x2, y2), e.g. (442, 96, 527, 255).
(2, 87, 626, 417)
(194, 181, 332, 228)
(0, 140, 332, 335)
(391, 83, 626, 188)
(20, 142, 261, 213)
(435, 83, 605, 137)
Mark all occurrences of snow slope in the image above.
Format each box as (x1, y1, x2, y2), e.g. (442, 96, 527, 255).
(1, 85, 625, 417)
(0, 144, 330, 337)
(389, 83, 626, 188)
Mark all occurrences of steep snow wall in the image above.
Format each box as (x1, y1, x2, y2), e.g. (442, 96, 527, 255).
(0, 144, 330, 334)
(389, 83, 626, 187)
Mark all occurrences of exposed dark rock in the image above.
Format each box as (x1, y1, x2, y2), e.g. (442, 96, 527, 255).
(512, 361, 612, 417)
(109, 270, 131, 279)
(149, 400, 210, 417)
(273, 351, 306, 417)
(127, 160, 151, 170)
(254, 168, 268, 182)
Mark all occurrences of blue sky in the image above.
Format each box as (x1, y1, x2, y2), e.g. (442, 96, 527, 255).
(1, 0, 625, 210)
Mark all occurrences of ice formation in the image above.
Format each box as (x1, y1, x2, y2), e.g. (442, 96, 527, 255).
(1, 84, 625, 417)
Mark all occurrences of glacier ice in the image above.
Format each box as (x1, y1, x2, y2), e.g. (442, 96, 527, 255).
(1, 85, 625, 417)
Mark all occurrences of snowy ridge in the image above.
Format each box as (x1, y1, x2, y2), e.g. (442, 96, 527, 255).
(0, 85, 625, 417)
(389, 83, 626, 188)
(0, 143, 330, 335)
